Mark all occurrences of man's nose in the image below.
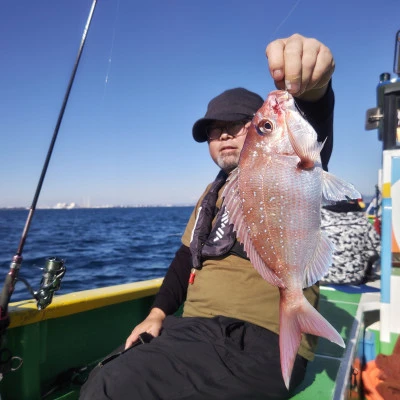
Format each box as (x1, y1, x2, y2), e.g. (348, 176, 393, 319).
(219, 130, 233, 140)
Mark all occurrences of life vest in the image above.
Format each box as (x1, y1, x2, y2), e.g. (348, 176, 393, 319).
(189, 170, 249, 271)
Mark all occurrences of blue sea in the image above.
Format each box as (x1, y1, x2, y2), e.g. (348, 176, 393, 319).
(0, 207, 193, 302)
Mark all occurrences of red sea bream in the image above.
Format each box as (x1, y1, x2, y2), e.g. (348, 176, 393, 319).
(223, 90, 361, 388)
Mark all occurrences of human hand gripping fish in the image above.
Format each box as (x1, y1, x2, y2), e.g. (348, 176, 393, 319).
(223, 90, 361, 389)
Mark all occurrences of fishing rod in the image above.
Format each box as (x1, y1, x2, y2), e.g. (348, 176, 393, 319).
(0, 0, 98, 336)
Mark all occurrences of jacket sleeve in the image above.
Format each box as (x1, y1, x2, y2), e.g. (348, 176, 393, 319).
(294, 80, 334, 171)
(151, 244, 191, 315)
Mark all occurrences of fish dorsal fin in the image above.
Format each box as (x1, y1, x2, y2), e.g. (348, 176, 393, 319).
(322, 171, 362, 204)
(285, 109, 323, 167)
(303, 231, 334, 288)
(223, 168, 285, 288)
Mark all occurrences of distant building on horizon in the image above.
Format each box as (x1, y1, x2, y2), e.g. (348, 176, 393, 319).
(53, 202, 79, 210)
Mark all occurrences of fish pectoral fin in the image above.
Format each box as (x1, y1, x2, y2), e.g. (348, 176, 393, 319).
(286, 110, 322, 166)
(322, 171, 362, 204)
(303, 232, 334, 287)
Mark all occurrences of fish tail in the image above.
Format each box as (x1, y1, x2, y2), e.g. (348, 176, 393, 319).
(279, 299, 302, 390)
(279, 292, 345, 389)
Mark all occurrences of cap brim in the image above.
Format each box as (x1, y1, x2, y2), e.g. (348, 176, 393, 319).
(192, 113, 249, 143)
(192, 119, 214, 143)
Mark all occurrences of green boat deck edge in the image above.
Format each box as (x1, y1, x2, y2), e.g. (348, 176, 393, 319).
(1, 279, 163, 400)
(8, 278, 163, 328)
(331, 285, 380, 399)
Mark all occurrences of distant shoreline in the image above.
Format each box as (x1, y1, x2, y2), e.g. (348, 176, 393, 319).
(0, 204, 195, 211)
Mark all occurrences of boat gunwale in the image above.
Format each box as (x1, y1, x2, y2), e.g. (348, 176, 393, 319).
(8, 278, 163, 328)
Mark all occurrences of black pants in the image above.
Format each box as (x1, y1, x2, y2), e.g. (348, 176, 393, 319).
(80, 316, 307, 400)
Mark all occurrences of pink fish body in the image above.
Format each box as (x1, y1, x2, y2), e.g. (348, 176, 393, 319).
(223, 90, 361, 389)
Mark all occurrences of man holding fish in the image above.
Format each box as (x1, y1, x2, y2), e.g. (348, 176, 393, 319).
(81, 33, 360, 400)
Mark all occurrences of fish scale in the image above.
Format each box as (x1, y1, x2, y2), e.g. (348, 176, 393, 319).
(239, 154, 320, 273)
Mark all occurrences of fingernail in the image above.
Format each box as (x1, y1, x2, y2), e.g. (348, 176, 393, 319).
(273, 70, 283, 80)
(285, 80, 299, 93)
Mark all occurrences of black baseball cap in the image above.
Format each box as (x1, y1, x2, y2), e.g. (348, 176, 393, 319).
(192, 88, 264, 142)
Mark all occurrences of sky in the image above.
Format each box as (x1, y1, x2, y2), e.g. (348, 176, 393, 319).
(0, 0, 398, 208)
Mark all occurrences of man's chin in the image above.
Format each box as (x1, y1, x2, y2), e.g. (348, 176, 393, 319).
(217, 155, 239, 172)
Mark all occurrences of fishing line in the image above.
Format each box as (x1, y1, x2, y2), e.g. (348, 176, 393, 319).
(269, 0, 301, 40)
(102, 0, 120, 100)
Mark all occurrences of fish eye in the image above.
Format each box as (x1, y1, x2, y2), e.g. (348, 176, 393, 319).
(257, 119, 273, 135)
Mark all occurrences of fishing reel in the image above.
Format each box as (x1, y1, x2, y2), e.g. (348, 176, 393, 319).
(35, 257, 66, 310)
(18, 257, 66, 310)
